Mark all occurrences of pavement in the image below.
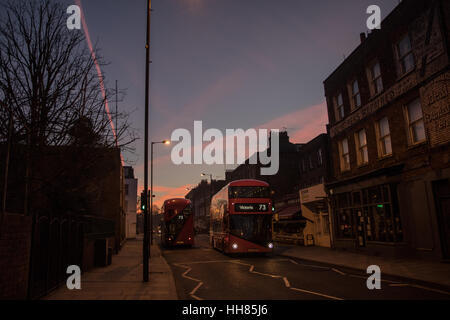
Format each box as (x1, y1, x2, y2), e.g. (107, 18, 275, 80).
(275, 243, 450, 288)
(44, 235, 178, 300)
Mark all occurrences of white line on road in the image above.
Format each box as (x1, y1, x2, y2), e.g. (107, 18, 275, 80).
(348, 274, 399, 284)
(190, 281, 204, 297)
(283, 277, 290, 288)
(290, 287, 343, 300)
(331, 268, 346, 276)
(173, 263, 205, 300)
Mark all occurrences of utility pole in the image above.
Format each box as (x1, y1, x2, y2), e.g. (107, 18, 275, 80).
(143, 0, 151, 282)
(115, 80, 118, 146)
(0, 101, 12, 235)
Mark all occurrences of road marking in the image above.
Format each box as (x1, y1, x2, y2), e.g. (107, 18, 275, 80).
(289, 259, 298, 265)
(290, 287, 343, 300)
(331, 268, 346, 276)
(388, 283, 408, 287)
(190, 281, 204, 297)
(175, 259, 236, 265)
(283, 277, 290, 288)
(348, 274, 399, 284)
(388, 283, 450, 296)
(173, 263, 205, 300)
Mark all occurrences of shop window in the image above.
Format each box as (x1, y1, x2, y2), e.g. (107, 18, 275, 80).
(333, 185, 403, 242)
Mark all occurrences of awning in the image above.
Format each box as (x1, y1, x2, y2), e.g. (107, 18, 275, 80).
(274, 219, 306, 225)
(276, 205, 301, 220)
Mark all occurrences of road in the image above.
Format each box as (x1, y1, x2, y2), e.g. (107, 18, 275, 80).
(161, 234, 450, 300)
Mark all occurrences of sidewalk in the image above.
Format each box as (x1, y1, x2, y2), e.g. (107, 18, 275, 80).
(45, 236, 178, 300)
(276, 244, 450, 288)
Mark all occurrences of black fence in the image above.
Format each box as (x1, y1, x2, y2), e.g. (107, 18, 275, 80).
(28, 214, 114, 299)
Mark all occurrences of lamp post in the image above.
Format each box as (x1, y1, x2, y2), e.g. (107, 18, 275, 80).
(151, 140, 170, 245)
(201, 173, 213, 225)
(143, 0, 151, 283)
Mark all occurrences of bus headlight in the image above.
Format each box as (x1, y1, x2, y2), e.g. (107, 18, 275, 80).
(268, 242, 274, 249)
(232, 243, 238, 250)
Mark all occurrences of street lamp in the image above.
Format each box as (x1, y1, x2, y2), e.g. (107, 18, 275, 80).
(143, 0, 152, 283)
(201, 173, 214, 222)
(151, 140, 170, 245)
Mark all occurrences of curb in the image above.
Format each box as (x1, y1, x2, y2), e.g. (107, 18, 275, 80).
(153, 244, 179, 300)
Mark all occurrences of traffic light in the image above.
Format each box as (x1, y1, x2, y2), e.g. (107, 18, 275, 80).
(141, 191, 146, 211)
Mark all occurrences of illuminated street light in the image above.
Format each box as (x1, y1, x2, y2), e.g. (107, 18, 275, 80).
(151, 140, 171, 245)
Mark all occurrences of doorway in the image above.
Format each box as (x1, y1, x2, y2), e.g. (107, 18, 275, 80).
(432, 179, 450, 259)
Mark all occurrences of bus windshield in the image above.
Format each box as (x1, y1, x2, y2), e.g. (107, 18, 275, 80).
(229, 214, 272, 246)
(229, 186, 270, 199)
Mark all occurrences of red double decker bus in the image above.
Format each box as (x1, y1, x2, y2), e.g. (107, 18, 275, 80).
(161, 198, 194, 248)
(210, 179, 273, 254)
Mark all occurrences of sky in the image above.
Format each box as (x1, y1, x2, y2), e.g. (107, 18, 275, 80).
(65, 0, 399, 206)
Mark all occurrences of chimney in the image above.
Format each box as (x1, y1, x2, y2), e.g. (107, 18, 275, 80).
(360, 32, 366, 43)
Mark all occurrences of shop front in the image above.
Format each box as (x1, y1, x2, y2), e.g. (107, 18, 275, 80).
(300, 184, 331, 247)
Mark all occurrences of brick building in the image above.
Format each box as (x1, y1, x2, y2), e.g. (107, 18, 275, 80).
(324, 0, 450, 259)
(297, 133, 333, 247)
(0, 144, 125, 298)
(185, 179, 227, 233)
(225, 131, 303, 200)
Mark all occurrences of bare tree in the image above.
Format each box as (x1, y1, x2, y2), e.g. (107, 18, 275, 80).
(0, 0, 137, 215)
(0, 0, 135, 148)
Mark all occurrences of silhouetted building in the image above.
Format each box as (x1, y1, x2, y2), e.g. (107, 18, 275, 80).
(324, 0, 450, 259)
(185, 179, 227, 233)
(124, 166, 138, 239)
(226, 131, 302, 200)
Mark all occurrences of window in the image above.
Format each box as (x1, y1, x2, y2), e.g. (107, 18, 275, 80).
(396, 34, 415, 75)
(334, 93, 344, 121)
(338, 138, 350, 172)
(376, 117, 392, 157)
(349, 79, 361, 110)
(406, 99, 426, 144)
(332, 185, 403, 242)
(368, 62, 383, 95)
(355, 129, 368, 165)
(317, 148, 323, 166)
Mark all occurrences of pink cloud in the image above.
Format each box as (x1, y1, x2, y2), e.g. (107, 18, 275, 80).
(257, 100, 328, 143)
(138, 184, 191, 208)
